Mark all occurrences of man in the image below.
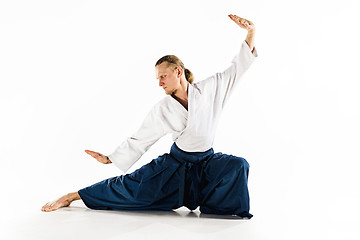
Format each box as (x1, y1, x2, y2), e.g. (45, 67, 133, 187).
(42, 14, 258, 218)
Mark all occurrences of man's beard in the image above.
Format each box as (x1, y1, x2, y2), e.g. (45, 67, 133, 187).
(165, 88, 176, 95)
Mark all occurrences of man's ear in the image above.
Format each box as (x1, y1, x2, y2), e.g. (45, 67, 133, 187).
(177, 67, 183, 77)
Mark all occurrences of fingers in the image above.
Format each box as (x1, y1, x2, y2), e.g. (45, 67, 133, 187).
(85, 149, 110, 164)
(228, 14, 237, 22)
(85, 150, 99, 155)
(85, 150, 103, 158)
(228, 14, 254, 30)
(228, 14, 247, 24)
(229, 14, 243, 22)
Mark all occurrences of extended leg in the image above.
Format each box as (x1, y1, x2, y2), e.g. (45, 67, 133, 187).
(78, 153, 183, 211)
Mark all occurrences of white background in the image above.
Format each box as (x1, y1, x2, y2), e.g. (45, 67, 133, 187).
(1, 0, 360, 239)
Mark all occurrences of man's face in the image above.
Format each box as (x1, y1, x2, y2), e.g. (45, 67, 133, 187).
(155, 62, 180, 95)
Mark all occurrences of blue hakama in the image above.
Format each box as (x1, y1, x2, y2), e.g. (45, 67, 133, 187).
(78, 142, 252, 218)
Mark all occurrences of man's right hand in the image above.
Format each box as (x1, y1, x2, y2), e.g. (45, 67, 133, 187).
(84, 150, 112, 164)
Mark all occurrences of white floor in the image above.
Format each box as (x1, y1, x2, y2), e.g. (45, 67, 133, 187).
(2, 199, 359, 240)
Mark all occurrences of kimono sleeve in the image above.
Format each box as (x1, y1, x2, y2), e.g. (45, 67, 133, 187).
(108, 105, 167, 173)
(213, 40, 258, 108)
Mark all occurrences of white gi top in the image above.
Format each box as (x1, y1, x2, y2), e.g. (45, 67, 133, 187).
(109, 40, 258, 173)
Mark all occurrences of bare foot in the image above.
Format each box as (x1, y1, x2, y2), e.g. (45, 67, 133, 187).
(41, 192, 80, 212)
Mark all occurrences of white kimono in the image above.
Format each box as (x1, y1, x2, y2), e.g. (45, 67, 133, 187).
(109, 40, 258, 173)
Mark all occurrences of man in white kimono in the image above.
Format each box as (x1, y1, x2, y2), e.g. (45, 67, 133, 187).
(42, 14, 258, 218)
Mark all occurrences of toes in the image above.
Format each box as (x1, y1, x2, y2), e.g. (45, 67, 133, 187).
(42, 202, 55, 212)
(48, 203, 57, 211)
(41, 203, 49, 211)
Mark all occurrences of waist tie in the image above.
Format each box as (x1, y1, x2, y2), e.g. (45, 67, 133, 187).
(169, 143, 214, 207)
